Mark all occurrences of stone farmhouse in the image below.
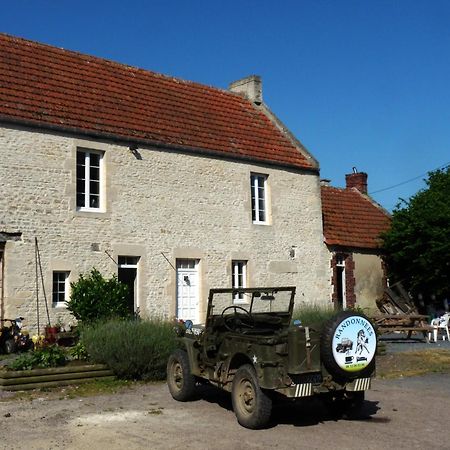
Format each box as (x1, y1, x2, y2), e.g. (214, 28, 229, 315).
(0, 34, 334, 329)
(321, 172, 391, 314)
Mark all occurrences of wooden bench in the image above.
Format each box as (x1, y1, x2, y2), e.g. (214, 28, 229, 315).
(373, 314, 433, 342)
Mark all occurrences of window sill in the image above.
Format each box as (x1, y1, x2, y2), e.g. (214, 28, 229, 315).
(252, 221, 271, 226)
(233, 299, 250, 305)
(74, 209, 109, 219)
(52, 303, 67, 309)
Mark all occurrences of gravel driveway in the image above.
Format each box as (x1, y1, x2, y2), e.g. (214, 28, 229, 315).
(382, 333, 450, 353)
(1, 373, 449, 450)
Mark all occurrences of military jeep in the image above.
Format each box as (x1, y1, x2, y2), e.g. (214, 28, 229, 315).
(167, 287, 377, 429)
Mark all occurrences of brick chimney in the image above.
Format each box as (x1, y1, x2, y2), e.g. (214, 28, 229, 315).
(346, 170, 368, 194)
(229, 75, 262, 105)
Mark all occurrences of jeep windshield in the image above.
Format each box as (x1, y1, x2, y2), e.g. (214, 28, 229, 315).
(205, 287, 296, 332)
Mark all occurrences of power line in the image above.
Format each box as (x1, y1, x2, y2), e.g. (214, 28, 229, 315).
(369, 161, 450, 195)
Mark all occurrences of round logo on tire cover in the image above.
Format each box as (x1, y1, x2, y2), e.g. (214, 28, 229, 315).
(331, 315, 376, 372)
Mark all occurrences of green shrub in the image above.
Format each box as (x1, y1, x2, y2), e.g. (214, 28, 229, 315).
(68, 268, 129, 324)
(9, 345, 67, 371)
(292, 304, 337, 328)
(69, 342, 89, 361)
(80, 319, 177, 380)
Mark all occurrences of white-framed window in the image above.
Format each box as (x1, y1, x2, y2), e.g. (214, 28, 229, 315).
(52, 271, 70, 307)
(250, 173, 268, 224)
(232, 260, 248, 303)
(76, 149, 104, 211)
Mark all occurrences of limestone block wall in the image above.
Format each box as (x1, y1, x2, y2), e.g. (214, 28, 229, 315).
(353, 253, 385, 313)
(0, 124, 332, 331)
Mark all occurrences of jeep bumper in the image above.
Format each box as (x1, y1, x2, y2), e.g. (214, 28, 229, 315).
(276, 377, 372, 398)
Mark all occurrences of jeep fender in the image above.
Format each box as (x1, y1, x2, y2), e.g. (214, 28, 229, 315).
(226, 353, 254, 381)
(181, 338, 202, 376)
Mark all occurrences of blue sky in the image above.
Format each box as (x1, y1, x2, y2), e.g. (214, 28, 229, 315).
(2, 0, 449, 211)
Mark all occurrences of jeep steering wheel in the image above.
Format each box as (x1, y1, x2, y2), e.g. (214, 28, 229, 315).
(221, 305, 255, 332)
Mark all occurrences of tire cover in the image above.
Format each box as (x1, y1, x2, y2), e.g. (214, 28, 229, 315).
(321, 312, 377, 378)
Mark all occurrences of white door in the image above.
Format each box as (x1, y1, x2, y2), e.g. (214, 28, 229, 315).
(336, 255, 346, 309)
(176, 259, 200, 323)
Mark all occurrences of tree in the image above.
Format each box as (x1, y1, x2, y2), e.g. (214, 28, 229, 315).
(381, 167, 450, 303)
(67, 268, 130, 323)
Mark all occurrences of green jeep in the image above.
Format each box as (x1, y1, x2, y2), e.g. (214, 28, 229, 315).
(167, 287, 377, 429)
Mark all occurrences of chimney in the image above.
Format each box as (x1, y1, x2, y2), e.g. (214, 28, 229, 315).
(320, 179, 331, 187)
(345, 170, 368, 194)
(229, 75, 262, 105)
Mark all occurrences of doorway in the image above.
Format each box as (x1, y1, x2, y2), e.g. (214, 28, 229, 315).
(335, 255, 346, 310)
(176, 259, 200, 322)
(0, 245, 4, 320)
(118, 256, 139, 315)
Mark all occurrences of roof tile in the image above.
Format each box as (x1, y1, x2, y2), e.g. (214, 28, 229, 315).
(0, 34, 314, 170)
(321, 186, 391, 249)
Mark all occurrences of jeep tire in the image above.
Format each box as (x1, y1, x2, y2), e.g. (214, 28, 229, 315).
(321, 311, 376, 380)
(231, 364, 272, 429)
(167, 349, 197, 401)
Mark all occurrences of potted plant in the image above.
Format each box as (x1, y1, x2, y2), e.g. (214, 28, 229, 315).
(44, 318, 62, 344)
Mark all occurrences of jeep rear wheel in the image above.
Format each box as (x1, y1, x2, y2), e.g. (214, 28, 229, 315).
(231, 364, 272, 429)
(167, 349, 196, 401)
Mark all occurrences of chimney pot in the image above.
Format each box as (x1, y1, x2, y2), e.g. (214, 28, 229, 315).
(346, 171, 368, 194)
(229, 75, 262, 104)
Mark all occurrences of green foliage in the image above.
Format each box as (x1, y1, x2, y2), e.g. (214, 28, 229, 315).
(381, 167, 450, 301)
(67, 268, 130, 324)
(292, 304, 337, 327)
(80, 319, 178, 380)
(69, 342, 89, 361)
(9, 345, 67, 371)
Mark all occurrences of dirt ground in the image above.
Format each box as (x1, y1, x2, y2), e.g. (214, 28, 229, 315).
(1, 371, 450, 450)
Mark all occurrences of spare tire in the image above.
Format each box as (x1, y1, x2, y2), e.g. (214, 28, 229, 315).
(320, 311, 377, 380)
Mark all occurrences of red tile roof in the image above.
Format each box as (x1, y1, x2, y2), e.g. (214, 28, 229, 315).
(321, 186, 391, 249)
(0, 34, 315, 171)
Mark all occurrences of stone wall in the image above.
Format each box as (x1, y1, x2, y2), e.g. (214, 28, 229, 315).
(353, 253, 385, 313)
(0, 124, 332, 331)
(329, 250, 385, 312)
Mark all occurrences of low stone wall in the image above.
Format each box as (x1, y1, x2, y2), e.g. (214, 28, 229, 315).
(0, 364, 114, 391)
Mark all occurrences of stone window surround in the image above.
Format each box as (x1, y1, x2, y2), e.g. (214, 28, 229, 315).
(48, 261, 76, 309)
(250, 172, 271, 225)
(52, 271, 70, 307)
(69, 139, 112, 218)
(232, 260, 248, 304)
(76, 148, 104, 212)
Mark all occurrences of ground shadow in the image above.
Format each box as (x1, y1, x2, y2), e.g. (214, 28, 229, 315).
(196, 383, 233, 411)
(272, 397, 383, 428)
(192, 383, 383, 428)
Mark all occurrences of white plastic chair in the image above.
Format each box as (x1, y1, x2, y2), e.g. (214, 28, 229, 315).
(428, 313, 450, 342)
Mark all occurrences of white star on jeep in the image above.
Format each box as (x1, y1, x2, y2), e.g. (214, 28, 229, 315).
(252, 355, 258, 364)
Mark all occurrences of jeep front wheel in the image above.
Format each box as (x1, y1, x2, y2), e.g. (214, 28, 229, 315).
(167, 349, 196, 401)
(231, 364, 272, 429)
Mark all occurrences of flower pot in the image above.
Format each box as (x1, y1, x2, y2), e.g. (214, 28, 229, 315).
(44, 326, 61, 344)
